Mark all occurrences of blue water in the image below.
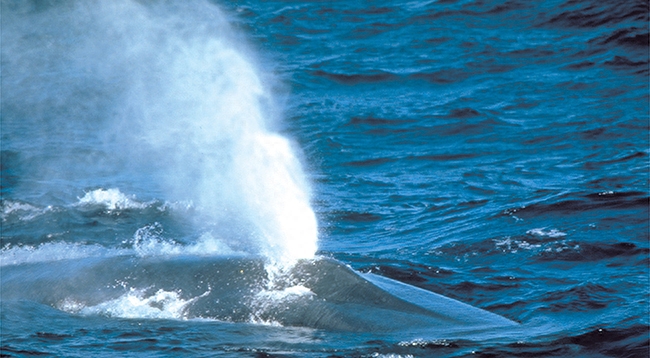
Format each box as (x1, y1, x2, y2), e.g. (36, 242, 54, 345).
(2, 0, 649, 357)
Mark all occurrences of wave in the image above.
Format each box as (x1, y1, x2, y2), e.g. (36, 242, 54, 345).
(543, 0, 648, 29)
(592, 27, 649, 49)
(394, 325, 650, 358)
(312, 70, 399, 85)
(343, 157, 398, 167)
(1, 200, 55, 222)
(428, 230, 647, 263)
(311, 69, 476, 85)
(0, 242, 126, 267)
(0, 224, 242, 267)
(501, 191, 649, 218)
(130, 224, 242, 258)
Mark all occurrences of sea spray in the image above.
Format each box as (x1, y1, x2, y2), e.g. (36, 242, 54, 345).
(73, 288, 211, 320)
(118, 0, 321, 266)
(2, 0, 318, 266)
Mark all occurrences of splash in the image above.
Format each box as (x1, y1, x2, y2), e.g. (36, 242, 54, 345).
(130, 223, 241, 257)
(2, 0, 318, 266)
(110, 0, 320, 265)
(63, 288, 210, 320)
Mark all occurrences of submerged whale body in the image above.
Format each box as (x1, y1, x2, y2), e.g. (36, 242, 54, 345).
(1, 255, 517, 334)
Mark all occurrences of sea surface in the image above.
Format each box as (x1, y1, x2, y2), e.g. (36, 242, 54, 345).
(1, 0, 649, 357)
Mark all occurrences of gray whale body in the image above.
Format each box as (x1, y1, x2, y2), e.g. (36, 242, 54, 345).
(1, 255, 517, 334)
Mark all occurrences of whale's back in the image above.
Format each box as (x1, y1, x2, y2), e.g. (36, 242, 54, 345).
(2, 255, 517, 335)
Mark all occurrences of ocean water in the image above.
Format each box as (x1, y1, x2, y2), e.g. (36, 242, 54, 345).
(1, 0, 648, 357)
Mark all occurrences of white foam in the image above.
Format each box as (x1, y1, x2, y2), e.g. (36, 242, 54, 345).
(495, 232, 577, 255)
(72, 288, 209, 319)
(369, 353, 415, 358)
(0, 242, 126, 267)
(76, 188, 149, 211)
(0, 223, 242, 267)
(156, 200, 195, 213)
(494, 238, 542, 253)
(1, 200, 55, 222)
(247, 317, 284, 327)
(398, 338, 457, 348)
(131, 223, 240, 257)
(526, 228, 567, 238)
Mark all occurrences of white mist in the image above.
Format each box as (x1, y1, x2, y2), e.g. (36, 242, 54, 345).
(118, 0, 319, 264)
(3, 0, 318, 265)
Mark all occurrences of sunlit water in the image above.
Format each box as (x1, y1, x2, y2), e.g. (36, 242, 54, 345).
(1, 0, 648, 357)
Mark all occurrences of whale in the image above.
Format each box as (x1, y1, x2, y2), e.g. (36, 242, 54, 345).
(1, 255, 517, 335)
